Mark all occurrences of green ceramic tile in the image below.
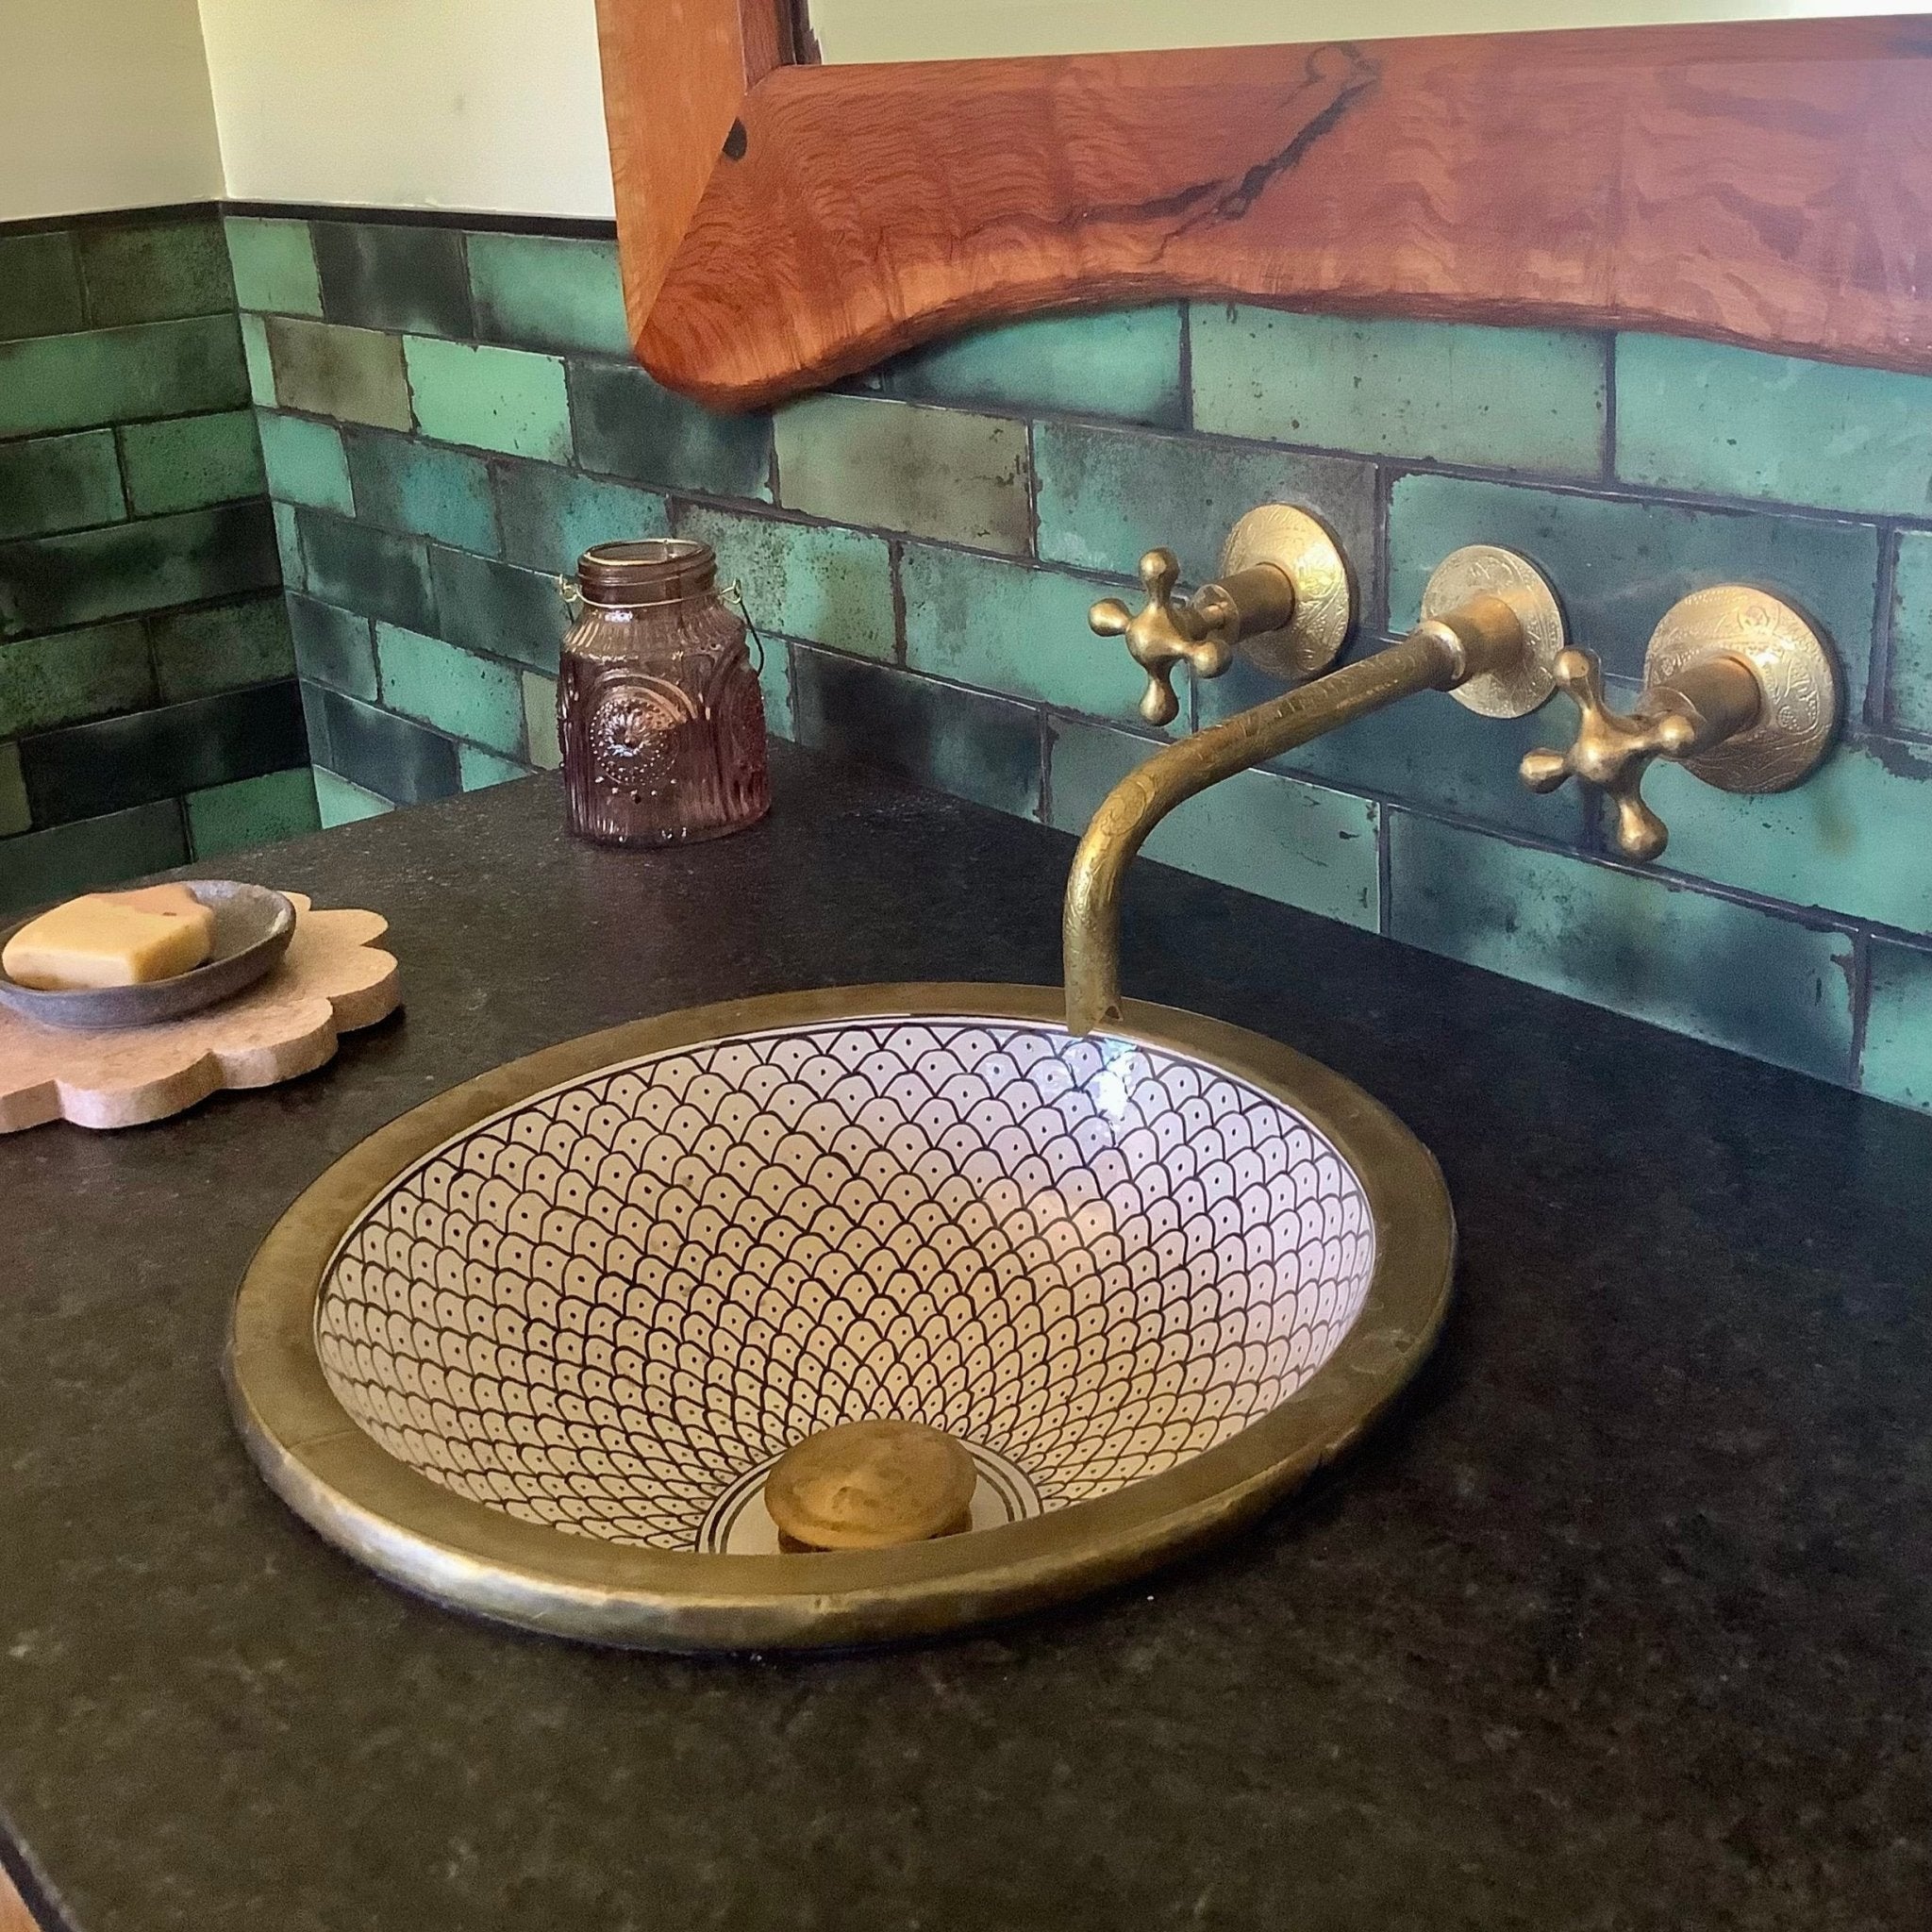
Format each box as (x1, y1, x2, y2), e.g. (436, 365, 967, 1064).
(344, 430, 497, 554)
(239, 312, 275, 408)
(1888, 532, 1932, 737)
(869, 308, 1184, 427)
(791, 647, 1041, 821)
(185, 766, 320, 859)
(1388, 810, 1856, 1083)
(0, 431, 125, 541)
(675, 504, 894, 660)
(273, 501, 305, 592)
(1616, 335, 1932, 517)
(775, 395, 1030, 554)
(1198, 668, 1589, 842)
(264, 317, 412, 431)
(0, 741, 28, 838)
(78, 217, 233, 325)
(119, 410, 266, 515)
(1645, 740, 1932, 938)
(522, 673, 560, 771)
(313, 222, 473, 338)
(458, 743, 532, 791)
(570, 361, 773, 501)
(288, 595, 377, 699)
(257, 411, 354, 514)
(295, 510, 436, 634)
(468, 232, 630, 357)
(1191, 307, 1607, 476)
(1048, 717, 1379, 928)
(151, 597, 296, 702)
(18, 682, 306, 827)
(495, 462, 668, 574)
(901, 546, 1162, 723)
(0, 316, 247, 438)
(313, 687, 462, 803)
(1387, 474, 1882, 718)
(225, 217, 324, 317)
(404, 337, 571, 461)
(312, 766, 393, 826)
(1035, 420, 1377, 591)
(0, 800, 188, 916)
(0, 621, 152, 734)
(426, 548, 562, 674)
(1860, 940, 1932, 1114)
(0, 231, 84, 341)
(1, 503, 278, 641)
(375, 623, 525, 755)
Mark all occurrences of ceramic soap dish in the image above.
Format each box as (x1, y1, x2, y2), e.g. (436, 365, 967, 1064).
(0, 882, 296, 1031)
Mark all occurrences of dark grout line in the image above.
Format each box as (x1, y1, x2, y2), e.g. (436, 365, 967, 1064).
(1868, 527, 1901, 733)
(1600, 329, 1618, 486)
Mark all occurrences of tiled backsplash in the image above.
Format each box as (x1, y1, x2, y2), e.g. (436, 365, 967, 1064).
(0, 209, 316, 911)
(8, 204, 1930, 1118)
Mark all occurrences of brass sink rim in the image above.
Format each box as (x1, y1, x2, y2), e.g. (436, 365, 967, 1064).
(226, 982, 1455, 1653)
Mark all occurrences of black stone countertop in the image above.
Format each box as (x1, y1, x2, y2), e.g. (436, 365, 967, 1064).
(2, 747, 1928, 1932)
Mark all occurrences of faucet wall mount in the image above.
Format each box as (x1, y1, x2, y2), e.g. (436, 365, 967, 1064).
(1521, 586, 1839, 860)
(1425, 544, 1569, 720)
(1090, 506, 1354, 726)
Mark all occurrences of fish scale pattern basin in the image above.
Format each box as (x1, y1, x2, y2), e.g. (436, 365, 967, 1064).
(315, 1017, 1377, 1550)
(229, 985, 1451, 1650)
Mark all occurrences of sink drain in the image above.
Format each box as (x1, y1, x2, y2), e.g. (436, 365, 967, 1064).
(698, 1433, 1044, 1555)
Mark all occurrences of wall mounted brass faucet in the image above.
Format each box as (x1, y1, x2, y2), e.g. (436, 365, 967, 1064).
(1090, 507, 1357, 726)
(1519, 586, 1840, 860)
(1064, 525, 1567, 1036)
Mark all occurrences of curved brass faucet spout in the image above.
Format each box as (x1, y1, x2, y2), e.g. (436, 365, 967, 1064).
(1064, 586, 1548, 1037)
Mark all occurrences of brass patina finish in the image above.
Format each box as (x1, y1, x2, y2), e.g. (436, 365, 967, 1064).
(1089, 507, 1352, 726)
(1064, 542, 1567, 1038)
(1521, 585, 1840, 860)
(226, 983, 1454, 1653)
(764, 1420, 978, 1551)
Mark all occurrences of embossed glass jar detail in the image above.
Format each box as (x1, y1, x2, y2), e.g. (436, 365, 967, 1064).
(558, 540, 769, 845)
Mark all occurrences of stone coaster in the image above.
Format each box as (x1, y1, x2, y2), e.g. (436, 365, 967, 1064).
(0, 896, 399, 1133)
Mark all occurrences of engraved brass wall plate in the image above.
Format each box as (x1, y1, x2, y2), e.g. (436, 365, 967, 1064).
(1219, 506, 1356, 682)
(1431, 545, 1567, 719)
(1644, 586, 1840, 792)
(227, 985, 1453, 1653)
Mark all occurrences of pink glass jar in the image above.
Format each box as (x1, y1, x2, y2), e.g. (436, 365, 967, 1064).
(558, 539, 770, 846)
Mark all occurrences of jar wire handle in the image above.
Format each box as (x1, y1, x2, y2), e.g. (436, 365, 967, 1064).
(720, 581, 767, 676)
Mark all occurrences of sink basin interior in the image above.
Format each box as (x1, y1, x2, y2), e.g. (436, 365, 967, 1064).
(315, 1015, 1378, 1556)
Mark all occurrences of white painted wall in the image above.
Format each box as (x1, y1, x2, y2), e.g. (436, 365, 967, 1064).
(810, 0, 1924, 63)
(0, 0, 223, 222)
(193, 0, 616, 217)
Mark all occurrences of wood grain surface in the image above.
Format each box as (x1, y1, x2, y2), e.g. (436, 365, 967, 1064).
(594, 0, 797, 331)
(614, 13, 1932, 409)
(0, 896, 399, 1134)
(0, 1863, 36, 1932)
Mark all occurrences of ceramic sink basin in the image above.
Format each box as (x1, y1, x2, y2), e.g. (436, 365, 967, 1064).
(228, 984, 1453, 1650)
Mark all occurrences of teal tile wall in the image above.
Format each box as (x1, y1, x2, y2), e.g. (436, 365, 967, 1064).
(223, 213, 1932, 1118)
(2, 209, 311, 911)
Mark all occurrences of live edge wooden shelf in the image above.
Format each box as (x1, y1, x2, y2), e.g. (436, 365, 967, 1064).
(596, 6, 1932, 412)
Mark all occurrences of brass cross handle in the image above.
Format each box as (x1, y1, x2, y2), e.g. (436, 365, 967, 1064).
(1090, 548, 1237, 727)
(1518, 648, 1717, 861)
(1088, 507, 1357, 728)
(1519, 585, 1840, 863)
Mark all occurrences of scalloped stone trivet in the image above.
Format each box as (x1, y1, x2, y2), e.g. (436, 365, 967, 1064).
(0, 895, 399, 1133)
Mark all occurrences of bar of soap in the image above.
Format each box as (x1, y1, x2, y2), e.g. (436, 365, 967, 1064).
(3, 890, 215, 990)
(98, 883, 218, 953)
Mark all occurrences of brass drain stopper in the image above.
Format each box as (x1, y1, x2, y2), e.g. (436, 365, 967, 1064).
(763, 1421, 977, 1552)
